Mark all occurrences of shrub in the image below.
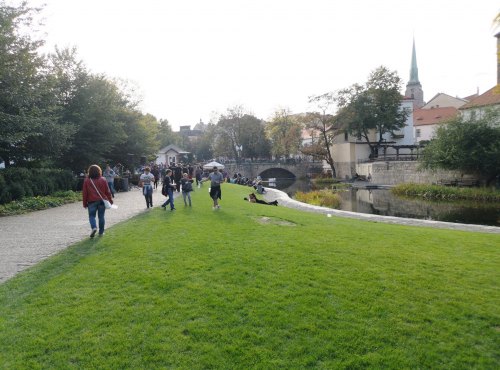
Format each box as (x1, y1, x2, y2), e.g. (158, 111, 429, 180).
(0, 168, 77, 204)
(0, 191, 82, 216)
(294, 190, 342, 209)
(391, 183, 500, 201)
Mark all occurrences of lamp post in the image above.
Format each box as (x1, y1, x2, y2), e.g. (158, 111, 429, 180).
(235, 144, 243, 170)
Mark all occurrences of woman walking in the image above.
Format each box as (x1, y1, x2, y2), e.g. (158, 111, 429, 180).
(82, 164, 113, 238)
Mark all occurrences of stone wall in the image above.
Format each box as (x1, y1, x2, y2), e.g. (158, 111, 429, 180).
(335, 161, 356, 180)
(356, 161, 474, 185)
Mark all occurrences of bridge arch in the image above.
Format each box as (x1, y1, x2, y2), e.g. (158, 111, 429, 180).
(258, 167, 296, 179)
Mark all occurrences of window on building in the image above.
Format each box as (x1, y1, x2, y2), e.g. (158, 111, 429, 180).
(416, 129, 421, 138)
(344, 132, 348, 141)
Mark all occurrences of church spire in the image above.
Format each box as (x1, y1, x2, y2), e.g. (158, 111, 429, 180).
(405, 37, 424, 108)
(409, 38, 419, 84)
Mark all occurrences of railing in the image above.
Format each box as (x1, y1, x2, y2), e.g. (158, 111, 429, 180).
(358, 153, 421, 163)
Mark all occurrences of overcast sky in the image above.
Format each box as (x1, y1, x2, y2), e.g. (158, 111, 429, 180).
(27, 0, 499, 130)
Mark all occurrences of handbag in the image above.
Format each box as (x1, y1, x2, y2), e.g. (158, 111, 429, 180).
(90, 179, 116, 209)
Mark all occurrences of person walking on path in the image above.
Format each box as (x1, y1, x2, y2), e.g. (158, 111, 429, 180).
(139, 167, 155, 209)
(82, 164, 114, 238)
(180, 173, 194, 206)
(151, 165, 160, 189)
(204, 166, 224, 210)
(103, 165, 117, 197)
(161, 169, 176, 211)
(195, 165, 203, 188)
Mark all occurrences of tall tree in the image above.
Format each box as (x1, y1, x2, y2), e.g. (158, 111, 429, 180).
(239, 115, 271, 160)
(300, 93, 341, 177)
(336, 66, 409, 157)
(0, 1, 67, 166)
(108, 112, 160, 169)
(59, 74, 128, 171)
(265, 108, 302, 159)
(213, 105, 247, 160)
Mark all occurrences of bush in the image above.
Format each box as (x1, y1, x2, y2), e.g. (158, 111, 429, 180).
(391, 183, 500, 201)
(0, 168, 77, 204)
(0, 191, 81, 216)
(294, 190, 342, 209)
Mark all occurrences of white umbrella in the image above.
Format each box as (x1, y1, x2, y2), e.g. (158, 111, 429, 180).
(203, 161, 225, 170)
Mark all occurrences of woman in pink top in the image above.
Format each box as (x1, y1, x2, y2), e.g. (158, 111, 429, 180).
(82, 164, 113, 238)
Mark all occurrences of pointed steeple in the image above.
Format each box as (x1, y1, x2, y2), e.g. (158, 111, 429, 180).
(409, 38, 419, 84)
(405, 37, 424, 108)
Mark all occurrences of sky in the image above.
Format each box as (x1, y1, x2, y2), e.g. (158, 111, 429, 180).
(25, 0, 500, 130)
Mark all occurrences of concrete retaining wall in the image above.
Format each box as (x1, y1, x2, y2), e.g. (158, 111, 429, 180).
(356, 161, 474, 185)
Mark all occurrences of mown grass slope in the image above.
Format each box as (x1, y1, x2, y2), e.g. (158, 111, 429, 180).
(1, 184, 498, 369)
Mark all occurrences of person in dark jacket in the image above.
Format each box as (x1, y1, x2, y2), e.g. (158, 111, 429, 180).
(82, 164, 113, 238)
(161, 169, 176, 211)
(244, 192, 278, 206)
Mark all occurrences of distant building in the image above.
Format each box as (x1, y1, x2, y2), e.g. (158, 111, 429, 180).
(413, 106, 459, 142)
(422, 93, 469, 109)
(178, 120, 205, 141)
(459, 32, 500, 124)
(156, 144, 190, 166)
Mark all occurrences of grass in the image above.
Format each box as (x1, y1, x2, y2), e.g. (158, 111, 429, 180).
(0, 191, 82, 217)
(0, 184, 499, 369)
(392, 183, 500, 201)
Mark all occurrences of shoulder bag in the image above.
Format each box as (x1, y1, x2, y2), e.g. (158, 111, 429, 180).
(90, 179, 116, 209)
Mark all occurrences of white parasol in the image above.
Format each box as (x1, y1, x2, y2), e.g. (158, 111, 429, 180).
(203, 161, 225, 170)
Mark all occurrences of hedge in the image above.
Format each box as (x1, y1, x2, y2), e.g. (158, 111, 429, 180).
(0, 168, 77, 205)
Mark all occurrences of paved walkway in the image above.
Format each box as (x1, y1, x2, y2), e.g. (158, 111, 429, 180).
(1, 186, 498, 284)
(0, 187, 176, 284)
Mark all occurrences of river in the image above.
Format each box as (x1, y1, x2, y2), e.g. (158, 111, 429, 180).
(266, 178, 500, 227)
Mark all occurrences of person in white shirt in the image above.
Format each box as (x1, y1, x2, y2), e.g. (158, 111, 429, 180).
(204, 166, 224, 209)
(139, 166, 155, 209)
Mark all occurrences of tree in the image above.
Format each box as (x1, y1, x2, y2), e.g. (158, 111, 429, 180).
(301, 93, 342, 177)
(213, 105, 246, 159)
(239, 115, 271, 160)
(212, 105, 270, 160)
(336, 66, 409, 157)
(59, 74, 129, 171)
(0, 1, 66, 166)
(265, 108, 302, 159)
(420, 111, 500, 184)
(109, 112, 160, 169)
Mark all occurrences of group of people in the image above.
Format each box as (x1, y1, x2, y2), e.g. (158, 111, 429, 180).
(139, 165, 224, 211)
(82, 163, 278, 239)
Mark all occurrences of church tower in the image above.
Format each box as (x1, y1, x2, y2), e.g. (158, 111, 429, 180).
(405, 38, 424, 108)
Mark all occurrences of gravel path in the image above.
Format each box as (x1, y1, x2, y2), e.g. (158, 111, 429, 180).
(0, 188, 176, 284)
(1, 186, 498, 284)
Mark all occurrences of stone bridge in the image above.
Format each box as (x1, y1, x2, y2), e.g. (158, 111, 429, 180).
(223, 161, 324, 179)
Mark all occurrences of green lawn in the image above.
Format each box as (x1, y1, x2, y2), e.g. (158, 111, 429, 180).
(0, 184, 499, 369)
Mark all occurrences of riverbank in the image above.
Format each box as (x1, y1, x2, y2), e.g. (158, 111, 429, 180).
(263, 188, 500, 234)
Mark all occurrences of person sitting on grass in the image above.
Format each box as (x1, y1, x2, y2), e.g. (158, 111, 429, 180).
(244, 193, 278, 206)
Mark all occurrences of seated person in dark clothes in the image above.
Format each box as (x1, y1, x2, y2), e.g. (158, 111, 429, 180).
(244, 193, 278, 206)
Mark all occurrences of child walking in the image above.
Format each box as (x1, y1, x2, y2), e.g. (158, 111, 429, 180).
(180, 173, 194, 206)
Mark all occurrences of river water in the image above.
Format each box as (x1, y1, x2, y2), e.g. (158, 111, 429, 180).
(267, 178, 500, 227)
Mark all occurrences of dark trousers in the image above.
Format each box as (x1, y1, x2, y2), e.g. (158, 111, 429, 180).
(143, 185, 153, 208)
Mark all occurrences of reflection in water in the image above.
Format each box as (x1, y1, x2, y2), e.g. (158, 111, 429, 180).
(269, 178, 500, 227)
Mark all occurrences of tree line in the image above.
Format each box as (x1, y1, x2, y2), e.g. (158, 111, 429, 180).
(3, 1, 498, 184)
(0, 1, 410, 175)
